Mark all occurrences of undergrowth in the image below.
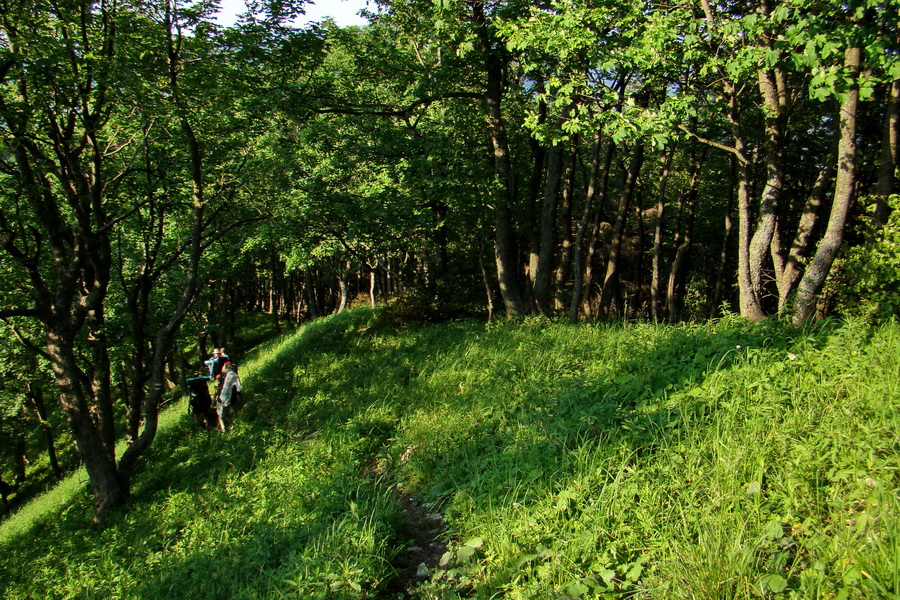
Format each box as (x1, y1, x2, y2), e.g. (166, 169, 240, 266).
(0, 309, 897, 599)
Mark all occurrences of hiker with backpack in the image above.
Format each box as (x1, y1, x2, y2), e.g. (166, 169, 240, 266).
(186, 375, 217, 429)
(216, 362, 242, 433)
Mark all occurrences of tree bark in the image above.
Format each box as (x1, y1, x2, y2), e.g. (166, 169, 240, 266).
(793, 46, 862, 324)
(725, 82, 767, 321)
(471, 0, 525, 316)
(748, 22, 789, 308)
(777, 139, 837, 310)
(874, 77, 899, 225)
(710, 156, 737, 318)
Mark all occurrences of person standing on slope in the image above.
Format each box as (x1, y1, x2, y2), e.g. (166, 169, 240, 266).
(216, 362, 242, 432)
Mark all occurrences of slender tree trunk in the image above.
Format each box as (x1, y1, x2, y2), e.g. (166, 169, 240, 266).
(710, 156, 737, 318)
(725, 82, 767, 321)
(26, 382, 62, 479)
(651, 146, 676, 322)
(598, 144, 644, 318)
(793, 46, 862, 324)
(777, 139, 837, 310)
(13, 435, 26, 486)
(532, 135, 565, 315)
(748, 64, 788, 310)
(525, 98, 547, 312)
(338, 259, 352, 313)
(666, 146, 706, 322)
(479, 230, 495, 320)
(570, 132, 603, 323)
(874, 77, 899, 225)
(554, 133, 579, 310)
(580, 142, 615, 318)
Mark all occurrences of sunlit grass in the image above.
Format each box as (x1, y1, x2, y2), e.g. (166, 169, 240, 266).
(1, 309, 897, 599)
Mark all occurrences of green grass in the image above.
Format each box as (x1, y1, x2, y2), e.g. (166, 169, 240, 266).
(1, 309, 897, 599)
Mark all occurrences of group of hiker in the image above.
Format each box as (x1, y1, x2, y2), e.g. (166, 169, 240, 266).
(186, 348, 243, 432)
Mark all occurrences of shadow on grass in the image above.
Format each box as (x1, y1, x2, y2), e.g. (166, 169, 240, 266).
(0, 308, 825, 598)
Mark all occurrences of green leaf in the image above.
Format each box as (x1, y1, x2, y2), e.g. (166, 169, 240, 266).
(457, 545, 477, 562)
(567, 581, 590, 597)
(758, 573, 788, 593)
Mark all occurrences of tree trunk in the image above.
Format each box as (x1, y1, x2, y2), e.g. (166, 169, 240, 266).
(874, 76, 899, 225)
(479, 230, 495, 321)
(554, 133, 579, 310)
(532, 135, 565, 315)
(793, 46, 862, 324)
(472, 1, 525, 316)
(666, 146, 706, 322)
(580, 142, 615, 318)
(777, 139, 837, 310)
(570, 132, 603, 323)
(710, 156, 737, 318)
(26, 383, 62, 479)
(725, 81, 767, 321)
(338, 259, 352, 313)
(525, 97, 547, 312)
(748, 63, 788, 310)
(651, 146, 676, 322)
(598, 144, 644, 318)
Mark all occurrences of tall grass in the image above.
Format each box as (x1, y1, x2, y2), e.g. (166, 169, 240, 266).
(0, 309, 896, 599)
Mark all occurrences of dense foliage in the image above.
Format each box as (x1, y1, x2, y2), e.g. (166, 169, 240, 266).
(0, 308, 897, 598)
(0, 0, 897, 541)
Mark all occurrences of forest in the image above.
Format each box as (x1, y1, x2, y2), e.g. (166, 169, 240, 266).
(0, 0, 898, 571)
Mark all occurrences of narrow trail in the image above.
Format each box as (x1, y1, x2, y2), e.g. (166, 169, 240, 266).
(391, 490, 448, 597)
(366, 460, 449, 598)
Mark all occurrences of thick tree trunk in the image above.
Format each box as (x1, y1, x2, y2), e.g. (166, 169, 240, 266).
(793, 47, 862, 324)
(48, 331, 130, 517)
(472, 1, 525, 316)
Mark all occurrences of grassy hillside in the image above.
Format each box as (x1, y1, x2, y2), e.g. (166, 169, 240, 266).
(1, 309, 897, 599)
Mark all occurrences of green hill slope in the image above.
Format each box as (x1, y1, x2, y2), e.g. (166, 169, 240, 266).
(1, 309, 897, 599)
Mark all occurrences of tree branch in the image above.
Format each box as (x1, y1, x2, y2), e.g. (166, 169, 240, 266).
(677, 124, 745, 163)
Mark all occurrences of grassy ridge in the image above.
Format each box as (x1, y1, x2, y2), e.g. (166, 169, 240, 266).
(0, 309, 897, 599)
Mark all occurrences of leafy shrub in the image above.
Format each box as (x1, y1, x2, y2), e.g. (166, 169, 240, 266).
(832, 194, 900, 322)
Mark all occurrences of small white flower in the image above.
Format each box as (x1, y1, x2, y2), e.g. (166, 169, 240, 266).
(787, 352, 798, 361)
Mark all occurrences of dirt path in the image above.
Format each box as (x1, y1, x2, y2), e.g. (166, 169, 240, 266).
(366, 460, 448, 598)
